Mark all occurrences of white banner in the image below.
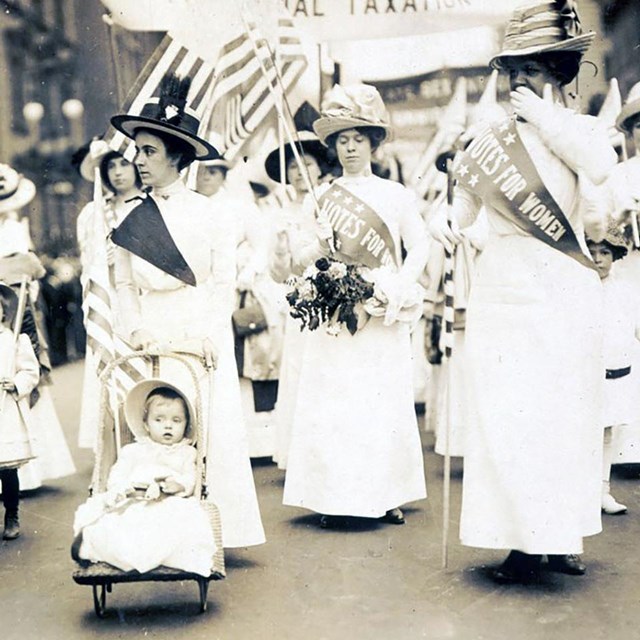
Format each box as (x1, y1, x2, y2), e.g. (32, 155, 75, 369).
(102, 0, 513, 40)
(284, 0, 513, 41)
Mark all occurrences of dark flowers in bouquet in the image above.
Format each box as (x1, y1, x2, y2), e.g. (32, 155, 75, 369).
(286, 257, 375, 335)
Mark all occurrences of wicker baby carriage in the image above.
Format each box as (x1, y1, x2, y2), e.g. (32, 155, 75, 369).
(72, 351, 225, 617)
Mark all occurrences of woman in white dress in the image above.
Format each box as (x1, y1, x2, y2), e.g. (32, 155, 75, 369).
(602, 81, 640, 464)
(266, 129, 332, 469)
(109, 73, 264, 548)
(430, 1, 617, 582)
(282, 84, 428, 526)
(76, 143, 143, 450)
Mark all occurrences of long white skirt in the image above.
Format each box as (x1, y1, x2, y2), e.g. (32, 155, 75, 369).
(272, 315, 308, 470)
(283, 317, 427, 518)
(460, 236, 603, 555)
(19, 387, 76, 490)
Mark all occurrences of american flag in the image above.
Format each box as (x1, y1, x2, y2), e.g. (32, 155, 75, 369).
(82, 174, 147, 399)
(104, 14, 307, 163)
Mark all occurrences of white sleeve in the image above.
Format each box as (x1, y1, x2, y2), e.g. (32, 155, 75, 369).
(114, 246, 144, 338)
(13, 334, 40, 398)
(397, 187, 429, 284)
(535, 109, 617, 186)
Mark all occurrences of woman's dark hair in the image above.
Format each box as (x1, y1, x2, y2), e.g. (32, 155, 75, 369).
(133, 126, 196, 171)
(99, 151, 143, 193)
(532, 51, 583, 86)
(325, 126, 387, 159)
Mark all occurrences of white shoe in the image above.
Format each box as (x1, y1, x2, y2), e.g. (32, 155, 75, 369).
(602, 493, 628, 515)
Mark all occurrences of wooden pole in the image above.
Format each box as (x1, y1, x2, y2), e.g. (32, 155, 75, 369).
(441, 158, 456, 569)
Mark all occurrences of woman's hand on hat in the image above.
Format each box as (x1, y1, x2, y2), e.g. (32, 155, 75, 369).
(428, 205, 462, 254)
(202, 337, 218, 370)
(510, 86, 554, 128)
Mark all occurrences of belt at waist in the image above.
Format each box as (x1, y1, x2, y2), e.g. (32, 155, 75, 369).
(606, 366, 631, 380)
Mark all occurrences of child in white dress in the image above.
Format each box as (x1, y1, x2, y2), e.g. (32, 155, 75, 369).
(0, 284, 40, 540)
(73, 381, 216, 577)
(587, 225, 640, 515)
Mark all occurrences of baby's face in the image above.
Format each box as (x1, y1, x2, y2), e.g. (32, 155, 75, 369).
(145, 398, 188, 445)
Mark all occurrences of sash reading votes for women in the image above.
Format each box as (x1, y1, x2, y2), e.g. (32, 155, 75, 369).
(453, 118, 597, 272)
(316, 183, 398, 270)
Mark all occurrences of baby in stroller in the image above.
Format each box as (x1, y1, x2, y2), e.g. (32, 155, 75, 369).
(72, 380, 216, 577)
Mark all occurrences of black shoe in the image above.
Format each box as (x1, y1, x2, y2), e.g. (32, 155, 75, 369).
(3, 510, 20, 540)
(546, 554, 586, 575)
(492, 551, 542, 584)
(319, 515, 331, 529)
(382, 508, 405, 525)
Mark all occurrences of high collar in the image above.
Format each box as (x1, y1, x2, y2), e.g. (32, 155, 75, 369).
(150, 177, 186, 200)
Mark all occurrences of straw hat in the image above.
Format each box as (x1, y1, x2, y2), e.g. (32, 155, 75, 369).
(0, 283, 18, 328)
(0, 165, 35, 215)
(111, 73, 219, 161)
(124, 379, 197, 443)
(264, 131, 330, 183)
(313, 84, 392, 146)
(616, 82, 640, 135)
(490, 1, 595, 73)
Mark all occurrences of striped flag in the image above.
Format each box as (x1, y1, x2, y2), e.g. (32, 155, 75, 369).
(104, 14, 307, 163)
(200, 14, 308, 160)
(82, 169, 147, 399)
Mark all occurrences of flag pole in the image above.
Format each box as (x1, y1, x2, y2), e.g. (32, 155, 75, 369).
(441, 157, 456, 569)
(241, 13, 334, 251)
(102, 13, 126, 108)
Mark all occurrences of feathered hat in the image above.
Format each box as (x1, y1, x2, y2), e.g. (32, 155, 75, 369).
(0, 165, 35, 215)
(616, 81, 640, 135)
(313, 84, 392, 146)
(490, 1, 595, 75)
(264, 102, 332, 183)
(124, 379, 197, 443)
(111, 73, 219, 161)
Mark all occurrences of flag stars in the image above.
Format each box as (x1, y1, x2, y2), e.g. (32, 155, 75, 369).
(499, 121, 511, 133)
(503, 133, 516, 146)
(457, 163, 469, 177)
(343, 196, 353, 205)
(468, 174, 479, 187)
(332, 191, 342, 200)
(354, 204, 365, 213)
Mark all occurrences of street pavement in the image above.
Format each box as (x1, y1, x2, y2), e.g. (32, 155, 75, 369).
(2, 360, 640, 639)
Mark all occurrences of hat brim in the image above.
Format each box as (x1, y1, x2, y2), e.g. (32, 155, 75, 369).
(110, 115, 219, 161)
(124, 379, 197, 444)
(0, 283, 18, 328)
(616, 99, 640, 134)
(264, 139, 329, 183)
(313, 117, 391, 146)
(0, 179, 36, 215)
(490, 32, 595, 71)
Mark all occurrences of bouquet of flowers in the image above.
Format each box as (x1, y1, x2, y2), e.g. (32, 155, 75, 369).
(286, 257, 374, 335)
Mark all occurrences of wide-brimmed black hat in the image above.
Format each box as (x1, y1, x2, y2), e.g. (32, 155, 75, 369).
(110, 74, 219, 161)
(264, 131, 330, 184)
